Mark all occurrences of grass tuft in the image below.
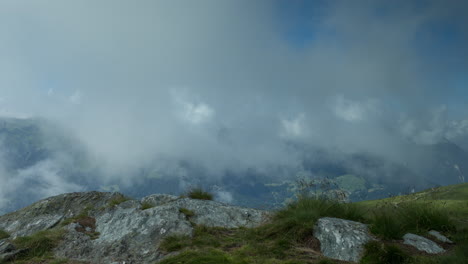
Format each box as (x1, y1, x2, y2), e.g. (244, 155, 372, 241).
(12, 229, 65, 260)
(179, 207, 195, 218)
(141, 201, 154, 210)
(108, 196, 130, 207)
(185, 188, 213, 200)
(0, 229, 10, 240)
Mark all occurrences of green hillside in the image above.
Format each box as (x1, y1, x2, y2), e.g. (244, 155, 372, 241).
(358, 183, 468, 220)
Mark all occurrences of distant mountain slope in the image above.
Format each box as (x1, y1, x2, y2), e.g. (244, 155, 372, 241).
(358, 183, 468, 219)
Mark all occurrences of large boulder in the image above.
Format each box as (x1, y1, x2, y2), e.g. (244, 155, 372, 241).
(403, 233, 445, 254)
(0, 192, 270, 264)
(314, 217, 374, 263)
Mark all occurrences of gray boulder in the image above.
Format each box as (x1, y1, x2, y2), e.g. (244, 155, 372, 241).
(314, 217, 374, 263)
(429, 230, 453, 244)
(403, 233, 445, 254)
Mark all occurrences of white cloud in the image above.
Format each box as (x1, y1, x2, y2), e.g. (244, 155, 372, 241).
(398, 106, 468, 145)
(183, 102, 214, 125)
(332, 95, 377, 123)
(172, 90, 214, 125)
(214, 190, 233, 203)
(69, 90, 83, 105)
(280, 113, 306, 138)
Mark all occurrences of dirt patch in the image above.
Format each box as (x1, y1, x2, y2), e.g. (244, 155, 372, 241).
(304, 236, 321, 253)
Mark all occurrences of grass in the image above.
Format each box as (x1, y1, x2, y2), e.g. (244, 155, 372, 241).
(179, 207, 195, 218)
(160, 234, 192, 252)
(61, 205, 93, 226)
(359, 183, 468, 219)
(141, 201, 154, 210)
(158, 249, 239, 264)
(159, 189, 468, 264)
(368, 203, 455, 239)
(185, 188, 213, 200)
(108, 196, 130, 207)
(266, 196, 364, 242)
(159, 197, 367, 263)
(0, 229, 10, 239)
(360, 241, 412, 264)
(12, 228, 65, 261)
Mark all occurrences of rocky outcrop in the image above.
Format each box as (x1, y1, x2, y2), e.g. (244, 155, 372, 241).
(403, 233, 446, 254)
(0, 192, 124, 238)
(313, 217, 374, 263)
(0, 192, 270, 264)
(0, 239, 23, 262)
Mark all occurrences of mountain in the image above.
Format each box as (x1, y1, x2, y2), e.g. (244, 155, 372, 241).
(0, 184, 467, 263)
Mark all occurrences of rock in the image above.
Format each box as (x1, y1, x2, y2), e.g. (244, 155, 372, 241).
(141, 194, 179, 207)
(429, 230, 453, 244)
(169, 198, 269, 228)
(55, 196, 270, 263)
(403, 233, 445, 254)
(0, 240, 15, 254)
(0, 191, 270, 264)
(0, 192, 124, 238)
(313, 217, 374, 263)
(0, 239, 26, 262)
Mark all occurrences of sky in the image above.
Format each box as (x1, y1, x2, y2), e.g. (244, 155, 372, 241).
(0, 0, 468, 186)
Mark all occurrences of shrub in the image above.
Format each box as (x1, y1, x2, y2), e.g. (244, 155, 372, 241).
(185, 188, 213, 200)
(0, 229, 10, 239)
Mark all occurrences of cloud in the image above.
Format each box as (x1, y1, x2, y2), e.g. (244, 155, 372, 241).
(332, 95, 378, 123)
(0, 0, 467, 191)
(172, 90, 215, 125)
(281, 113, 306, 138)
(69, 90, 83, 105)
(0, 151, 85, 214)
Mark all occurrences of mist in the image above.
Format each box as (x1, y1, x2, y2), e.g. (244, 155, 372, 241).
(1, 0, 468, 205)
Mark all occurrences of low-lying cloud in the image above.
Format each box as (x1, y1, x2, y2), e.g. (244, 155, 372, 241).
(0, 0, 467, 201)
